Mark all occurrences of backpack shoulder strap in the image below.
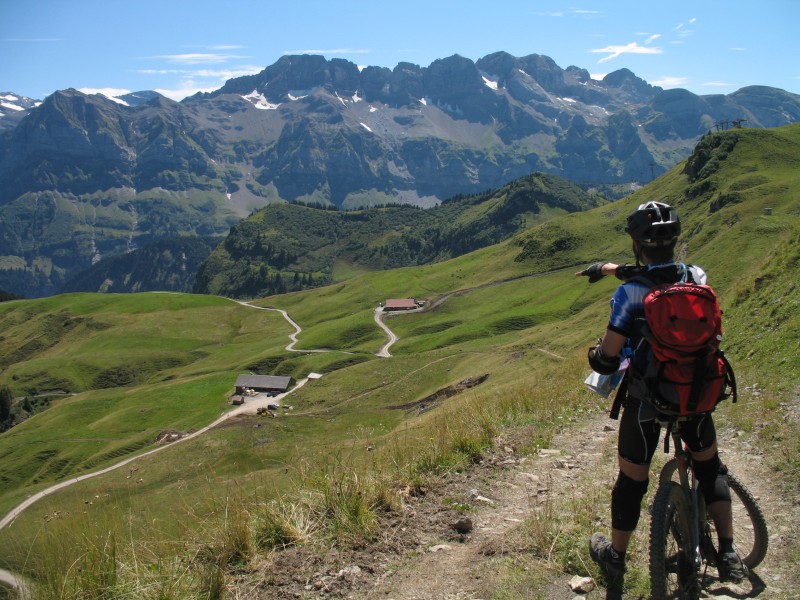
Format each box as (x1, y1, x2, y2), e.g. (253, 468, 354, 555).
(609, 372, 628, 420)
(628, 272, 657, 289)
(634, 264, 690, 288)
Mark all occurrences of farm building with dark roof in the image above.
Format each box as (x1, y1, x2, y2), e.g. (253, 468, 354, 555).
(234, 375, 293, 394)
(384, 298, 421, 311)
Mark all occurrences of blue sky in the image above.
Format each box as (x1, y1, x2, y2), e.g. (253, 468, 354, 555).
(2, 0, 798, 101)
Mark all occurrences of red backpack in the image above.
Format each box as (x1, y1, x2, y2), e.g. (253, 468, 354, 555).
(623, 276, 737, 416)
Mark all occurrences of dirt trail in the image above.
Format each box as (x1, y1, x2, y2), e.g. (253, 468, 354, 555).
(296, 408, 797, 600)
(361, 409, 799, 600)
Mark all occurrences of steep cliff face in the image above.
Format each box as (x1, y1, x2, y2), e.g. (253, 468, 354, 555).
(0, 90, 223, 202)
(1, 51, 799, 297)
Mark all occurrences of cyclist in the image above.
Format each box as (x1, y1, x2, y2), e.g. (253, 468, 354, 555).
(577, 201, 746, 594)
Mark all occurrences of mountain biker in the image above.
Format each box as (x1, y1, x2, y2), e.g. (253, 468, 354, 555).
(576, 201, 746, 594)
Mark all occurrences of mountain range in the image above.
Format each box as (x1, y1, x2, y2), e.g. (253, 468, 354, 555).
(2, 51, 800, 298)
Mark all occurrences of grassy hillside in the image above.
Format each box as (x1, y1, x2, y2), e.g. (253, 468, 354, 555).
(0, 124, 797, 597)
(193, 171, 605, 298)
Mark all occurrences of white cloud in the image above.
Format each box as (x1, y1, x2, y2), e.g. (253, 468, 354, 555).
(538, 9, 598, 17)
(138, 69, 186, 75)
(154, 53, 248, 65)
(673, 22, 695, 38)
(79, 87, 132, 99)
(645, 34, 661, 45)
(650, 76, 690, 88)
(589, 42, 663, 64)
(702, 81, 734, 88)
(155, 85, 220, 102)
(136, 65, 264, 100)
(283, 48, 370, 56)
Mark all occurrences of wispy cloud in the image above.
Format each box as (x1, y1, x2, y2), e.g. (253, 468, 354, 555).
(589, 42, 663, 64)
(673, 19, 696, 38)
(702, 81, 734, 88)
(156, 84, 220, 102)
(153, 53, 249, 65)
(283, 48, 371, 56)
(650, 75, 690, 88)
(138, 67, 263, 79)
(79, 87, 132, 98)
(537, 9, 599, 17)
(137, 64, 264, 101)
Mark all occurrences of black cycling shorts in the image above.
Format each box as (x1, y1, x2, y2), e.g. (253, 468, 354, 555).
(617, 397, 717, 465)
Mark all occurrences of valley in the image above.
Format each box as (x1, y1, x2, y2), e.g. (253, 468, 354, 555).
(0, 125, 798, 598)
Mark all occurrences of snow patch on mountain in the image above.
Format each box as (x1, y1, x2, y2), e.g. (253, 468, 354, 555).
(243, 90, 280, 110)
(0, 92, 40, 122)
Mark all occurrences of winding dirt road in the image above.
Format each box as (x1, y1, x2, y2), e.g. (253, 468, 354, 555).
(374, 306, 399, 357)
(0, 298, 402, 593)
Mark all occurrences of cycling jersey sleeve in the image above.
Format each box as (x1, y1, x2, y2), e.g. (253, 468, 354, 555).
(607, 281, 648, 337)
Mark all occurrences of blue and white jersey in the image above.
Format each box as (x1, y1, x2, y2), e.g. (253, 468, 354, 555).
(607, 262, 706, 338)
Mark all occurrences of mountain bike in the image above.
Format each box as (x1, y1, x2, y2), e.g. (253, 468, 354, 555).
(649, 416, 769, 599)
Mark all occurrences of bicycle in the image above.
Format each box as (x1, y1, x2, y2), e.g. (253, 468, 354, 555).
(649, 416, 769, 599)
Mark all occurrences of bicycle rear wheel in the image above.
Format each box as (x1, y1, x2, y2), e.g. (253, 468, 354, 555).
(659, 460, 768, 569)
(650, 481, 700, 600)
(720, 471, 769, 569)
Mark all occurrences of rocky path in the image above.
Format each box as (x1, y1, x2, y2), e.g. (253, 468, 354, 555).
(328, 409, 799, 600)
(362, 412, 620, 599)
(6, 403, 795, 599)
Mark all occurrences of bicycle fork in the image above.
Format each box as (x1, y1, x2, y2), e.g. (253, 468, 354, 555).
(675, 435, 705, 595)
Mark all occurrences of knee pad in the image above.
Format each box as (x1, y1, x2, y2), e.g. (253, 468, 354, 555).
(693, 453, 731, 506)
(611, 471, 649, 531)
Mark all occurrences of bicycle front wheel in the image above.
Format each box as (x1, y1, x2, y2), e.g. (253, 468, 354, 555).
(650, 481, 700, 600)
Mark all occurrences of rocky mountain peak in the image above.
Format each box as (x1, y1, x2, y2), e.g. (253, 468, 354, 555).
(2, 51, 799, 297)
(602, 68, 660, 102)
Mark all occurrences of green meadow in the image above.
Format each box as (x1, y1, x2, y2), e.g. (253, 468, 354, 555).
(0, 125, 798, 597)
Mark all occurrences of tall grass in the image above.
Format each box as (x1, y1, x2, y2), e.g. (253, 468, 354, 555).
(8, 349, 594, 598)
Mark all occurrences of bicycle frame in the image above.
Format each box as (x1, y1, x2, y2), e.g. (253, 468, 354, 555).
(652, 416, 767, 599)
(664, 417, 716, 592)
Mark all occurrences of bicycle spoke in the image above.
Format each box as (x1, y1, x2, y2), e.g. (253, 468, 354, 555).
(650, 481, 700, 599)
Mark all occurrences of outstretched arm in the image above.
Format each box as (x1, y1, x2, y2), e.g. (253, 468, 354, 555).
(575, 262, 620, 282)
(576, 262, 644, 282)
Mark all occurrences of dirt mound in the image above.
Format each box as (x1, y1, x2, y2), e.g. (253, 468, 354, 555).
(388, 374, 490, 411)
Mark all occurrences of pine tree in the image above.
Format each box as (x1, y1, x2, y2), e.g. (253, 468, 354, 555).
(0, 386, 11, 422)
